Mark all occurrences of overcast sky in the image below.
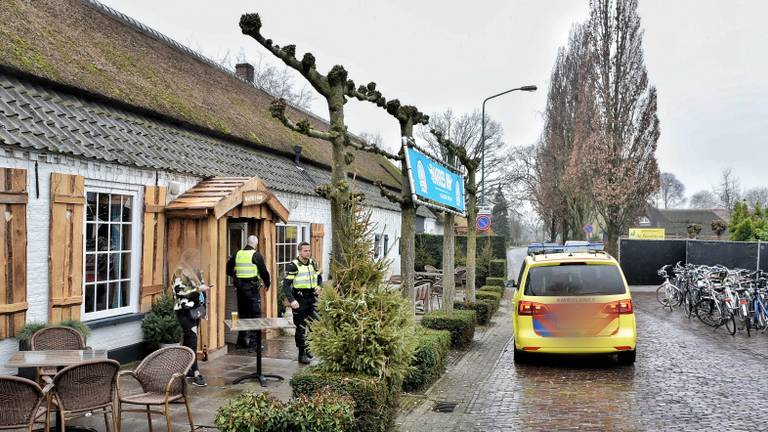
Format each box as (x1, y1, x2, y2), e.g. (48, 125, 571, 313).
(102, 0, 767, 197)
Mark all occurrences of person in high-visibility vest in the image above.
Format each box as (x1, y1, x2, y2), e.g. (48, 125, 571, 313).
(282, 241, 322, 364)
(226, 235, 271, 352)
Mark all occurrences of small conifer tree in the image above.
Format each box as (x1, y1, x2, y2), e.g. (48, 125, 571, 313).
(308, 187, 417, 382)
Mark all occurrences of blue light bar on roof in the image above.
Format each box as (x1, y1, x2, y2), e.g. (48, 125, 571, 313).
(527, 242, 605, 255)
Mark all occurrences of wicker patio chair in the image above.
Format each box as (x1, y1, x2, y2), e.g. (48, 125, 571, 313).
(117, 346, 196, 432)
(0, 375, 53, 432)
(48, 359, 120, 432)
(31, 326, 90, 384)
(454, 266, 467, 289)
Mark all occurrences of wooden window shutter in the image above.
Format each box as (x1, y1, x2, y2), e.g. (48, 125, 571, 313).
(310, 223, 325, 272)
(0, 168, 28, 339)
(140, 186, 167, 312)
(49, 173, 85, 322)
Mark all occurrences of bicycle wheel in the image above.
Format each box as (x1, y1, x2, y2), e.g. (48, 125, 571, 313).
(656, 284, 671, 307)
(695, 299, 720, 327)
(683, 292, 694, 319)
(724, 313, 737, 336)
(755, 309, 768, 331)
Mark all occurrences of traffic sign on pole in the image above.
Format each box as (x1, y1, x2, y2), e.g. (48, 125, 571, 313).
(477, 215, 492, 232)
(477, 205, 492, 215)
(583, 224, 593, 236)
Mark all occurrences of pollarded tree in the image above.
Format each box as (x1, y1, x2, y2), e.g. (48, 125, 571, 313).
(429, 129, 480, 302)
(240, 13, 357, 269)
(345, 83, 430, 308)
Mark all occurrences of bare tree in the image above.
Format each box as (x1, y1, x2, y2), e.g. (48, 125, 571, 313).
(240, 14, 367, 271)
(715, 168, 741, 213)
(216, 49, 314, 109)
(743, 187, 768, 208)
(657, 172, 686, 208)
(419, 110, 506, 195)
(356, 132, 385, 149)
(689, 190, 720, 208)
(346, 83, 430, 308)
(571, 0, 661, 256)
(422, 110, 503, 299)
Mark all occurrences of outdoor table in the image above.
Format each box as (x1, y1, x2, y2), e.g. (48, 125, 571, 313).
(224, 318, 295, 387)
(5, 349, 109, 432)
(415, 271, 443, 279)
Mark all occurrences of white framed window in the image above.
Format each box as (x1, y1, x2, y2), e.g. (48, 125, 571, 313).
(374, 234, 381, 259)
(276, 222, 310, 279)
(82, 184, 142, 321)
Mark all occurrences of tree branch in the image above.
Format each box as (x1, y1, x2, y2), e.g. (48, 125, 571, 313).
(429, 129, 479, 170)
(270, 98, 333, 141)
(344, 135, 403, 161)
(375, 181, 406, 205)
(240, 13, 330, 95)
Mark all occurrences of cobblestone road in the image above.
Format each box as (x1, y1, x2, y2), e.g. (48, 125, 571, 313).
(399, 251, 768, 431)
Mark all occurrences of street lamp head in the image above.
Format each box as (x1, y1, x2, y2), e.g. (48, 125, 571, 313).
(519, 85, 537, 92)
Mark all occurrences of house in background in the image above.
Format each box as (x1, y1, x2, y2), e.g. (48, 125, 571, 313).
(0, 0, 404, 373)
(638, 207, 729, 239)
(415, 206, 444, 235)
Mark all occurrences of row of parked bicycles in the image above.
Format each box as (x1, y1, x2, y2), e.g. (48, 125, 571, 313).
(656, 262, 768, 336)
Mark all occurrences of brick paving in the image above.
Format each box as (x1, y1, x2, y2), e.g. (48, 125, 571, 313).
(399, 251, 768, 431)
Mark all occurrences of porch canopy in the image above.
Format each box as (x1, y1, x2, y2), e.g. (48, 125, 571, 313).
(166, 176, 288, 221)
(163, 176, 289, 353)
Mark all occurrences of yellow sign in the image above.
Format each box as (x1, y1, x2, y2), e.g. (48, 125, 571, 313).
(629, 228, 665, 240)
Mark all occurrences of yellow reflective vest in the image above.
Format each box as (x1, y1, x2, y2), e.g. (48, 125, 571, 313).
(286, 258, 319, 289)
(234, 249, 260, 279)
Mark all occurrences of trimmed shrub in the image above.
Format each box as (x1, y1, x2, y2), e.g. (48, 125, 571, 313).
(215, 390, 355, 432)
(489, 260, 507, 278)
(476, 290, 502, 313)
(454, 301, 492, 325)
(215, 392, 287, 432)
(403, 327, 452, 392)
(421, 310, 476, 349)
(486, 276, 506, 287)
(291, 369, 398, 432)
(479, 285, 504, 296)
(287, 391, 356, 432)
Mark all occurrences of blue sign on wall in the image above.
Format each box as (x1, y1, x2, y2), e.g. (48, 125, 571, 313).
(405, 146, 466, 215)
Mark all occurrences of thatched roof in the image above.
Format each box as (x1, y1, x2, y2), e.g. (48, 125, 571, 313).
(0, 0, 402, 189)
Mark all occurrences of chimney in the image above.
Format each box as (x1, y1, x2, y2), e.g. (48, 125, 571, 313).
(293, 146, 303, 166)
(235, 63, 254, 83)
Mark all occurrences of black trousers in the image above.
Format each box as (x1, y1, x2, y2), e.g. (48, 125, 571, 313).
(293, 292, 318, 353)
(235, 284, 262, 346)
(176, 310, 199, 373)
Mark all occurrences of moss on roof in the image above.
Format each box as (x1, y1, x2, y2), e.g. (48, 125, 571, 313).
(0, 0, 401, 189)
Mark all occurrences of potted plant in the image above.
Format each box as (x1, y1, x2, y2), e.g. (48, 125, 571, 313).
(142, 292, 183, 348)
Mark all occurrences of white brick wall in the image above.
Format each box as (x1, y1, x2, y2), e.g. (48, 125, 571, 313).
(274, 191, 403, 279)
(0, 150, 199, 374)
(0, 149, 404, 374)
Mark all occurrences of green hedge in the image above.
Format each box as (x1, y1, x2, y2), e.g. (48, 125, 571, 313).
(476, 290, 502, 313)
(215, 390, 355, 432)
(421, 310, 476, 349)
(486, 276, 506, 287)
(403, 328, 452, 392)
(291, 369, 398, 432)
(415, 234, 506, 270)
(479, 285, 504, 296)
(490, 260, 506, 278)
(454, 301, 492, 325)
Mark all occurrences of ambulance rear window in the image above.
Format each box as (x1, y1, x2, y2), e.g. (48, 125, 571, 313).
(524, 263, 625, 296)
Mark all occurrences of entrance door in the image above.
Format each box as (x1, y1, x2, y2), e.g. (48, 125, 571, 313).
(225, 222, 248, 344)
